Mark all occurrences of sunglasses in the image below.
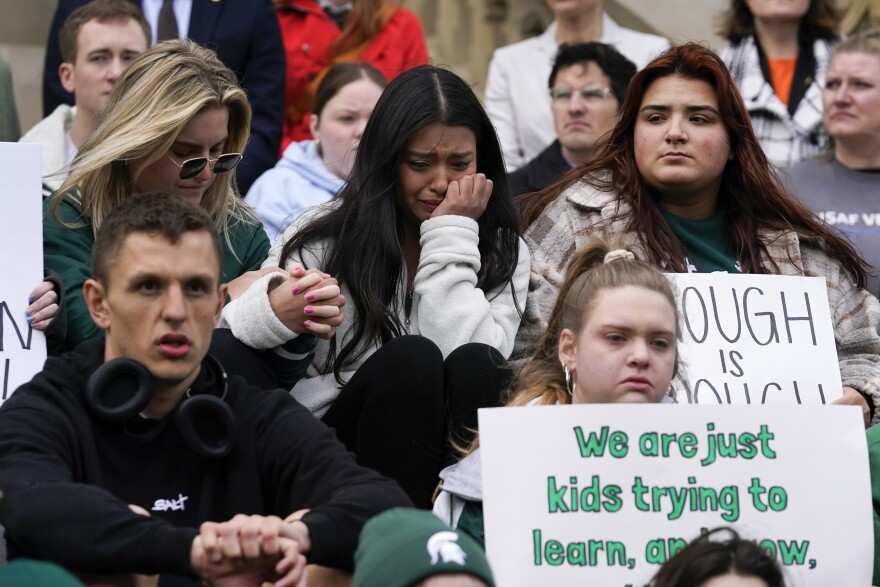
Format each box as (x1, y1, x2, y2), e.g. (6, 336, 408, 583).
(167, 153, 243, 180)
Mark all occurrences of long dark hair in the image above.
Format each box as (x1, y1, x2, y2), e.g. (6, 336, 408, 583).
(519, 43, 868, 287)
(650, 527, 784, 587)
(280, 65, 521, 380)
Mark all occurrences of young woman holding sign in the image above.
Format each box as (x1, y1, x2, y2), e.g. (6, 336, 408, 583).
(516, 43, 878, 426)
(434, 239, 681, 545)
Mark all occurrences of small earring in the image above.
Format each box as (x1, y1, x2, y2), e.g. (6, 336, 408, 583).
(563, 363, 574, 396)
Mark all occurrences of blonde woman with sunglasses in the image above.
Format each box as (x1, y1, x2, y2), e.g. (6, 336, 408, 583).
(45, 40, 343, 357)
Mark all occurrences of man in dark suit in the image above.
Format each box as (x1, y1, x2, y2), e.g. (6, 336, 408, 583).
(43, 0, 285, 194)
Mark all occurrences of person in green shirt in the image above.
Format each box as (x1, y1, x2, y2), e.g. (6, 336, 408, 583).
(44, 40, 343, 383)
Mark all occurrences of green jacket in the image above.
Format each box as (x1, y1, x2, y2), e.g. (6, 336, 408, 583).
(868, 425, 880, 584)
(43, 193, 270, 352)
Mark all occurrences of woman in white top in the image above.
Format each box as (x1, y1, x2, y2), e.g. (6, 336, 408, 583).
(223, 65, 530, 507)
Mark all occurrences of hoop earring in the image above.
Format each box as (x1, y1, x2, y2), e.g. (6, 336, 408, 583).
(563, 363, 574, 396)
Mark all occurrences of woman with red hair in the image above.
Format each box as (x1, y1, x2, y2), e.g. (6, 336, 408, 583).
(273, 0, 429, 152)
(515, 43, 880, 426)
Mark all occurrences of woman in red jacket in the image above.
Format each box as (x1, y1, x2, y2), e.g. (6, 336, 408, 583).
(274, 0, 429, 151)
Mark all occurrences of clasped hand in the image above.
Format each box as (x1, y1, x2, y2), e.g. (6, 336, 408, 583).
(833, 385, 872, 427)
(269, 266, 346, 339)
(191, 514, 310, 587)
(26, 280, 60, 330)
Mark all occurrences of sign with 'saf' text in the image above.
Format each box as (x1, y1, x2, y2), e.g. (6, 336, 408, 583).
(667, 274, 841, 405)
(480, 404, 871, 587)
(0, 143, 47, 405)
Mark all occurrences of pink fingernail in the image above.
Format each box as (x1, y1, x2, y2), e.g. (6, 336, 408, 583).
(292, 286, 299, 294)
(303, 320, 312, 328)
(294, 266, 303, 272)
(305, 292, 314, 301)
(304, 306, 313, 314)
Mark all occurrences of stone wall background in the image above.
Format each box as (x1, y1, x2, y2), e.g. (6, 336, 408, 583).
(407, 0, 727, 97)
(0, 0, 761, 135)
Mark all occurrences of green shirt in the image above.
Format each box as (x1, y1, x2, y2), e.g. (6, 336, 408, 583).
(663, 209, 741, 274)
(43, 193, 271, 352)
(868, 425, 880, 585)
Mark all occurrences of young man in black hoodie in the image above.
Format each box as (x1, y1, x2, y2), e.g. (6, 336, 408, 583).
(0, 193, 410, 586)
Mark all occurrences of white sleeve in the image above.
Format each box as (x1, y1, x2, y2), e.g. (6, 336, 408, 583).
(218, 271, 300, 349)
(223, 207, 330, 348)
(413, 215, 530, 359)
(485, 49, 524, 171)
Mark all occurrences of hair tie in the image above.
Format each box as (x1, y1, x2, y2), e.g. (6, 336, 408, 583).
(604, 249, 635, 264)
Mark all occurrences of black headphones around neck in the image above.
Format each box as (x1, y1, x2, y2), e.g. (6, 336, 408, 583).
(85, 354, 236, 459)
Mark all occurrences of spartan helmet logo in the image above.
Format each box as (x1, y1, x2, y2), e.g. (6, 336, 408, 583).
(427, 531, 468, 566)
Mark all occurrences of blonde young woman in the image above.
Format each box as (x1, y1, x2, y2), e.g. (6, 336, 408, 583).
(45, 40, 343, 358)
(434, 240, 681, 545)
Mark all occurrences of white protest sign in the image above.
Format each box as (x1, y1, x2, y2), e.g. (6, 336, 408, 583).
(480, 404, 871, 587)
(668, 274, 841, 405)
(0, 143, 47, 405)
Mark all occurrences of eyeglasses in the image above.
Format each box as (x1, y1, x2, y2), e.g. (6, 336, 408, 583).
(167, 153, 243, 180)
(549, 86, 612, 102)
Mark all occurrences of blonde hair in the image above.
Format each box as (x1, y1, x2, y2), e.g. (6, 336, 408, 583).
(450, 239, 683, 461)
(840, 0, 880, 36)
(834, 26, 880, 56)
(51, 39, 253, 245)
(510, 239, 681, 407)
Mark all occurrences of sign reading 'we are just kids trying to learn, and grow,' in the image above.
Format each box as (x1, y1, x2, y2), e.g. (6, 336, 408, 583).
(480, 405, 872, 587)
(667, 273, 842, 405)
(0, 143, 47, 407)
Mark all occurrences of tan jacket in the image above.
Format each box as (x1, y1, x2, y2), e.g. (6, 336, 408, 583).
(513, 181, 880, 421)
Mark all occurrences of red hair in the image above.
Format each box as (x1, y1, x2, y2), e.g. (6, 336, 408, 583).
(519, 43, 868, 286)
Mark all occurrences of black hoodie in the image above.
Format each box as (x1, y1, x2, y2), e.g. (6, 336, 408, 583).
(0, 337, 410, 584)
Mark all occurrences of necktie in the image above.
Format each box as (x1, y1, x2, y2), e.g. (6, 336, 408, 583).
(157, 0, 179, 42)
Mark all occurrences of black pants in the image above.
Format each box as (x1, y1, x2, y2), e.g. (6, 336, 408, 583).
(322, 335, 512, 508)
